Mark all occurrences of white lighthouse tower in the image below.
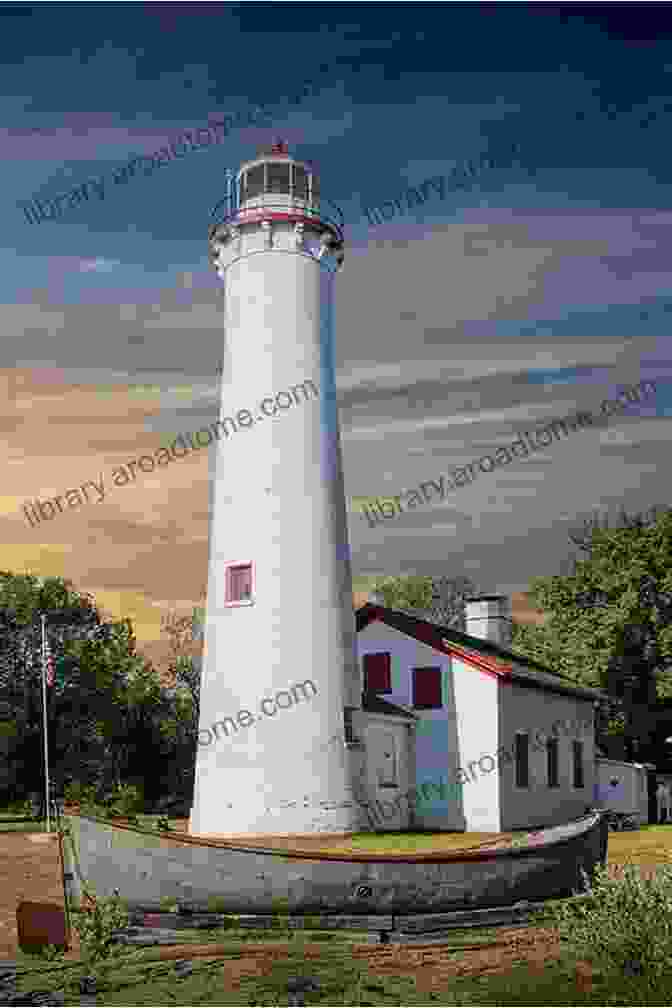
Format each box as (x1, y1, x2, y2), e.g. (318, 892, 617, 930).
(189, 143, 361, 837)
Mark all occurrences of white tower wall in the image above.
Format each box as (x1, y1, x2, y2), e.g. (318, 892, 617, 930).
(189, 154, 360, 836)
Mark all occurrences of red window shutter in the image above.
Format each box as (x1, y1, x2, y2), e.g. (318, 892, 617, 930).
(412, 667, 442, 708)
(363, 652, 391, 693)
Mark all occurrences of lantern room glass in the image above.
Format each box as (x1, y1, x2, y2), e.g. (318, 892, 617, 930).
(267, 162, 291, 195)
(242, 164, 265, 201)
(239, 162, 318, 205)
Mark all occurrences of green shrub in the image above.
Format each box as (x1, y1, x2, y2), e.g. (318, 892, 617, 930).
(206, 894, 235, 913)
(108, 783, 144, 817)
(70, 888, 129, 979)
(0, 797, 29, 814)
(63, 782, 97, 806)
(78, 800, 108, 819)
(543, 862, 672, 995)
(37, 943, 66, 962)
(510, 832, 530, 848)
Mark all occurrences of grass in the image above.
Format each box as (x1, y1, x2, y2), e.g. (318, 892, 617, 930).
(0, 818, 49, 832)
(8, 929, 484, 1005)
(415, 958, 672, 1005)
(12, 928, 386, 1005)
(12, 931, 672, 1005)
(317, 831, 504, 854)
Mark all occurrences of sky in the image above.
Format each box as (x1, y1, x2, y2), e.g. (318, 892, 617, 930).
(3, 2, 672, 655)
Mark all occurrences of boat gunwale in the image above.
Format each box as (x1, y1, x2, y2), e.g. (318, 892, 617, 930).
(63, 811, 604, 864)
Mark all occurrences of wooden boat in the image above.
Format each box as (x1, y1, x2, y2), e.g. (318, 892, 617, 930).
(62, 810, 607, 914)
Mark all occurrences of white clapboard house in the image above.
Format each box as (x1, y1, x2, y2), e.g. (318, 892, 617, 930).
(348, 595, 605, 833)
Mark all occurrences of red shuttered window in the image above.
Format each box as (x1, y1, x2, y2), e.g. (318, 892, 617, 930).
(412, 667, 442, 709)
(363, 652, 391, 693)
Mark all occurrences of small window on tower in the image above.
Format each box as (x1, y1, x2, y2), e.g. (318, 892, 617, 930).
(224, 562, 253, 605)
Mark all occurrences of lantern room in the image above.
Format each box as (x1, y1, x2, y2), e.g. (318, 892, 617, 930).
(237, 141, 319, 208)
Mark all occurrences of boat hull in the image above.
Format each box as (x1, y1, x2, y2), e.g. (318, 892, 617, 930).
(62, 811, 607, 914)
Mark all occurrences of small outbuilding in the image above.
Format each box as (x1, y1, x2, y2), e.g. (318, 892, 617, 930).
(594, 757, 651, 826)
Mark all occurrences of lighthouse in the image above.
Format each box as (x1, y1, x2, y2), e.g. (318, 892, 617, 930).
(189, 143, 362, 837)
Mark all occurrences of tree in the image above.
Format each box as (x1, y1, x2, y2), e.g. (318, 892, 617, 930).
(370, 574, 478, 629)
(160, 607, 201, 724)
(427, 575, 479, 631)
(161, 609, 200, 664)
(371, 575, 433, 613)
(158, 607, 203, 802)
(0, 573, 168, 803)
(510, 505, 672, 761)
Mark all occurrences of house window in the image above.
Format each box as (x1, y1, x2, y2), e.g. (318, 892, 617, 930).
(515, 732, 529, 788)
(363, 652, 391, 693)
(572, 739, 584, 789)
(547, 737, 559, 788)
(412, 667, 442, 709)
(224, 562, 253, 605)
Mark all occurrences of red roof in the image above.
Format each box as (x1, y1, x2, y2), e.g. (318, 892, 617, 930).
(356, 603, 603, 700)
(356, 604, 510, 681)
(440, 639, 512, 682)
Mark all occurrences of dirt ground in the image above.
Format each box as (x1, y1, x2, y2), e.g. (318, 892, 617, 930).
(353, 927, 564, 993)
(146, 927, 565, 993)
(0, 831, 81, 959)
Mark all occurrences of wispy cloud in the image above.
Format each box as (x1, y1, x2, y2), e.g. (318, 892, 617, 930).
(79, 258, 121, 273)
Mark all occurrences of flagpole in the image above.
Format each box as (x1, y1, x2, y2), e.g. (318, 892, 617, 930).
(41, 614, 51, 834)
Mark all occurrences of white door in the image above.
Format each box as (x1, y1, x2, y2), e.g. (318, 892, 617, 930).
(365, 721, 410, 830)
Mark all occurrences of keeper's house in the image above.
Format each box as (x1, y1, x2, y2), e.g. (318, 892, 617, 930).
(351, 595, 605, 833)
